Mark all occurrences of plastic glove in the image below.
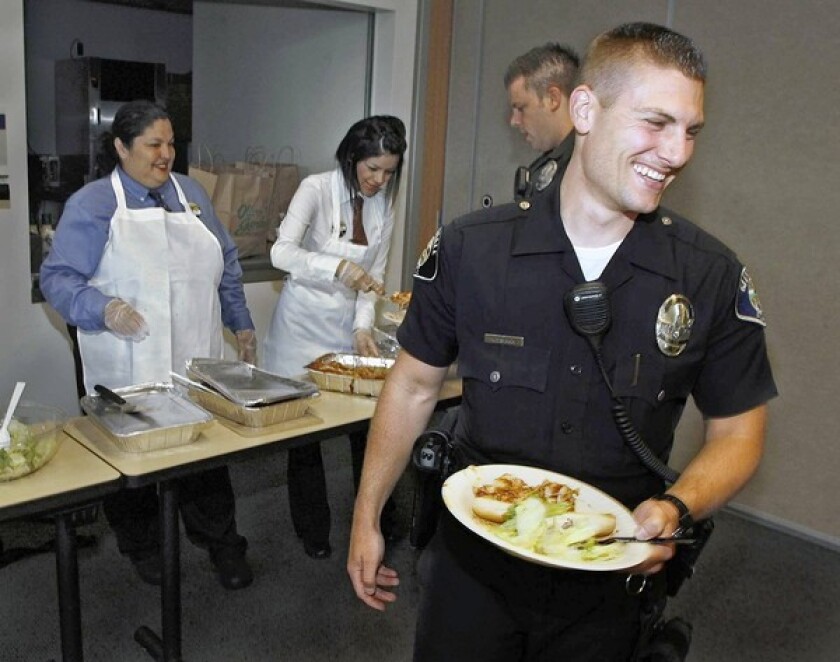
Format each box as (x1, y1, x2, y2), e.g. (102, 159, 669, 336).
(236, 329, 257, 365)
(353, 328, 379, 357)
(103, 298, 149, 342)
(336, 259, 385, 295)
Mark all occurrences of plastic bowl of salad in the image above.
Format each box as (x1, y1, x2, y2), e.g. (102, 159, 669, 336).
(0, 401, 66, 482)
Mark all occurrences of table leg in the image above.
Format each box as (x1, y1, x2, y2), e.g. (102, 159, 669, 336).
(135, 479, 181, 661)
(55, 512, 83, 662)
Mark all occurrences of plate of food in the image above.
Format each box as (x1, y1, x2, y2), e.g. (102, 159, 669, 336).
(441, 464, 652, 571)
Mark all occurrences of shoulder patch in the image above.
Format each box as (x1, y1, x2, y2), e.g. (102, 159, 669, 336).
(414, 228, 441, 282)
(735, 267, 766, 326)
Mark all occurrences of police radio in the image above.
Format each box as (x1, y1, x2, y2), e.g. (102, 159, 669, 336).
(514, 166, 531, 201)
(563, 281, 611, 349)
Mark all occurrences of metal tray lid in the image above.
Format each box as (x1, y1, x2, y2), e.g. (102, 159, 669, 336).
(80, 382, 213, 438)
(185, 358, 319, 407)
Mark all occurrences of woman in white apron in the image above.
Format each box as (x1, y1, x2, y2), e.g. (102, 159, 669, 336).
(263, 116, 407, 559)
(40, 101, 256, 589)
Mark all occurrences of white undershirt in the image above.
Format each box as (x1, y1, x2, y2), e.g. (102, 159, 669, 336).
(574, 240, 623, 281)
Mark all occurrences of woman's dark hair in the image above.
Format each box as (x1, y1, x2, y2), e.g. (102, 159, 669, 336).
(335, 115, 407, 205)
(95, 99, 170, 176)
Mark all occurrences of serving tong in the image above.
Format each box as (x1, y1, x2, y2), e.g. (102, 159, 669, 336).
(94, 384, 145, 414)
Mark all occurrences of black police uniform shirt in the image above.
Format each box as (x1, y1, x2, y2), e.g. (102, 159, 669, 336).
(398, 170, 777, 509)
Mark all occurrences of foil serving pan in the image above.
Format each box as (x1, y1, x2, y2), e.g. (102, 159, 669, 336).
(182, 379, 317, 428)
(186, 358, 318, 407)
(305, 353, 395, 397)
(80, 382, 213, 453)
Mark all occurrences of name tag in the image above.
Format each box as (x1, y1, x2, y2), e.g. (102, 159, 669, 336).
(484, 333, 524, 347)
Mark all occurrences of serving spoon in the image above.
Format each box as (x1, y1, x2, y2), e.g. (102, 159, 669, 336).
(0, 381, 26, 450)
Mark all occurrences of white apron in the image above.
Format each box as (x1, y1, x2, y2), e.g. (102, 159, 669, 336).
(78, 170, 224, 393)
(263, 171, 384, 377)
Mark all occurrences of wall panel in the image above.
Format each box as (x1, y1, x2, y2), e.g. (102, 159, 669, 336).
(665, 0, 840, 540)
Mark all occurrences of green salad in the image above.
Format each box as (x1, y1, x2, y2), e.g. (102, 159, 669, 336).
(489, 496, 624, 563)
(0, 419, 60, 481)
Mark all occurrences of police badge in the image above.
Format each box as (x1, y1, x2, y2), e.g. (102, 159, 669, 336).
(415, 228, 441, 282)
(656, 294, 694, 357)
(534, 159, 558, 192)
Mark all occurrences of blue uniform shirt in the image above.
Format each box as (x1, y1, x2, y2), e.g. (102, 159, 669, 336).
(40, 168, 254, 333)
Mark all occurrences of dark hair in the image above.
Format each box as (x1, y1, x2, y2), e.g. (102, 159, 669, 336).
(95, 100, 171, 176)
(504, 43, 580, 98)
(335, 115, 407, 205)
(581, 23, 707, 107)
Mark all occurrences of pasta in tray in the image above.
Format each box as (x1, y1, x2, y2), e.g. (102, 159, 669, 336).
(306, 356, 390, 380)
(305, 353, 395, 396)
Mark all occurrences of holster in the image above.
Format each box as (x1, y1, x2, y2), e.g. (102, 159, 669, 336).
(409, 410, 461, 549)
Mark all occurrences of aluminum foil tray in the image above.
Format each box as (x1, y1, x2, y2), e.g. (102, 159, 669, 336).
(305, 353, 395, 397)
(186, 358, 318, 407)
(185, 382, 317, 428)
(80, 383, 212, 453)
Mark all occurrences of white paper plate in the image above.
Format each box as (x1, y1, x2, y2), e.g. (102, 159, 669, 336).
(442, 464, 652, 571)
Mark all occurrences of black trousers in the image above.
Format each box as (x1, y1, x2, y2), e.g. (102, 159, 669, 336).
(287, 428, 396, 544)
(413, 512, 645, 662)
(102, 466, 246, 562)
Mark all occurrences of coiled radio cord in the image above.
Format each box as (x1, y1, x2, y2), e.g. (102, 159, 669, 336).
(593, 347, 680, 484)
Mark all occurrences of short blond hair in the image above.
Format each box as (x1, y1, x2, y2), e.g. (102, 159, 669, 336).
(581, 23, 707, 107)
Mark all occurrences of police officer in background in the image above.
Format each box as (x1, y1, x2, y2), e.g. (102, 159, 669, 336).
(504, 43, 580, 199)
(348, 22, 777, 661)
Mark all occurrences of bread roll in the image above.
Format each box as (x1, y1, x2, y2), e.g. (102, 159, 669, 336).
(472, 496, 514, 523)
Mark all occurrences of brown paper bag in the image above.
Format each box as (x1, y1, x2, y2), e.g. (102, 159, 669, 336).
(212, 164, 274, 258)
(236, 146, 302, 241)
(188, 145, 220, 199)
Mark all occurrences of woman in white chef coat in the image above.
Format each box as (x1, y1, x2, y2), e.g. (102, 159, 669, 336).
(40, 100, 255, 589)
(263, 116, 407, 559)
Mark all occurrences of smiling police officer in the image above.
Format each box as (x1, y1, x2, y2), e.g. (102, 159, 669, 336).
(348, 23, 777, 662)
